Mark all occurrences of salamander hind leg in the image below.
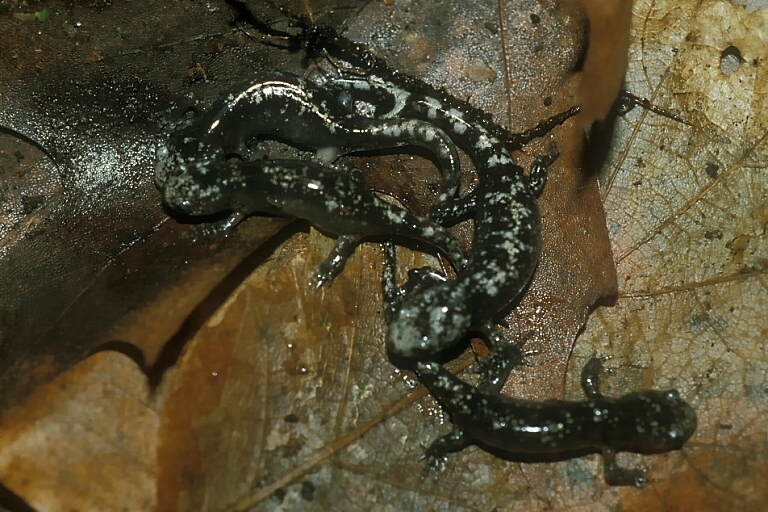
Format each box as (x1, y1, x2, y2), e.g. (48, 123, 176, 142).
(527, 152, 559, 197)
(428, 190, 477, 227)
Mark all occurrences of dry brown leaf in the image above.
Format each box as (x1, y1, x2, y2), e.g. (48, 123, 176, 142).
(0, 0, 298, 408)
(0, 351, 157, 510)
(578, 0, 634, 122)
(576, 0, 768, 509)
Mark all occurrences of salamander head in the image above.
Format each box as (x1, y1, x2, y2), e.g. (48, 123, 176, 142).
(158, 154, 234, 216)
(386, 279, 471, 363)
(612, 389, 697, 453)
(155, 110, 232, 215)
(155, 115, 223, 188)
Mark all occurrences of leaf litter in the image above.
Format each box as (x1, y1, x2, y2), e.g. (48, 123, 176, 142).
(0, 0, 765, 510)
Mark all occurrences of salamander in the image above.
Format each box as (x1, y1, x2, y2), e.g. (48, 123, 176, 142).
(291, 23, 576, 380)
(155, 72, 463, 207)
(156, 71, 473, 283)
(299, 27, 700, 474)
(161, 157, 466, 286)
(234, 13, 698, 482)
(414, 354, 697, 486)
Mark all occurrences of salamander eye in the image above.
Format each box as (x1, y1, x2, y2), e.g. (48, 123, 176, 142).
(180, 105, 199, 120)
(337, 91, 353, 109)
(668, 424, 685, 439)
(665, 390, 680, 401)
(166, 103, 200, 132)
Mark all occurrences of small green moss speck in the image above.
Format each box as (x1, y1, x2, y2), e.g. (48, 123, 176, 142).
(35, 9, 51, 21)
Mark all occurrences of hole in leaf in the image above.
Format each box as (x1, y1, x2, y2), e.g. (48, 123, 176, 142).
(720, 45, 742, 76)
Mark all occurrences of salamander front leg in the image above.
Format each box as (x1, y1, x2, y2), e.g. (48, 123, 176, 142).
(190, 210, 247, 241)
(413, 361, 472, 469)
(311, 234, 359, 288)
(423, 427, 469, 471)
(601, 447, 647, 487)
(582, 358, 648, 487)
(381, 241, 401, 323)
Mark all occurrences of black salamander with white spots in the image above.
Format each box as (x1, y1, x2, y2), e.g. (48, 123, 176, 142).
(293, 20, 698, 479)
(300, 25, 575, 380)
(415, 354, 697, 486)
(161, 158, 465, 285)
(156, 72, 463, 206)
(156, 72, 468, 284)
(156, 11, 698, 482)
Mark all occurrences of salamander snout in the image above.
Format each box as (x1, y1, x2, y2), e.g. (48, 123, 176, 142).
(154, 145, 174, 188)
(614, 388, 697, 452)
(666, 390, 698, 444)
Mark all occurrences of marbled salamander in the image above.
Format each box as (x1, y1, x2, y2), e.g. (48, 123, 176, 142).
(161, 158, 465, 285)
(415, 354, 697, 486)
